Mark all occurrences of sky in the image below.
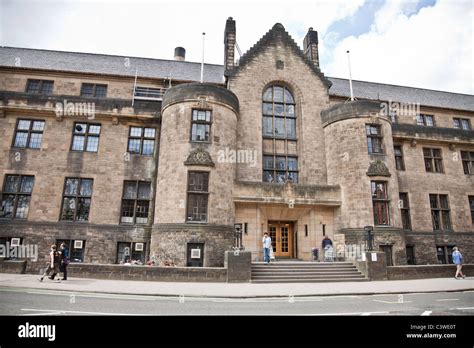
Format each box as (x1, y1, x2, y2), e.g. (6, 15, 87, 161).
(0, 0, 472, 94)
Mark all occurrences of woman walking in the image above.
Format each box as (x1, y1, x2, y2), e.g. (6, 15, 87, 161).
(452, 247, 466, 280)
(38, 244, 62, 282)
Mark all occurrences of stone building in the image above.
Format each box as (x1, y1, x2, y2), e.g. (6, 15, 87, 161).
(0, 18, 473, 272)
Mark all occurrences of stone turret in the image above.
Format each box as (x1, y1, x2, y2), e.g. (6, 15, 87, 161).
(151, 83, 239, 267)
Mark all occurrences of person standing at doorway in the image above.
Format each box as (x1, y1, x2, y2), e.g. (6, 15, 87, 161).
(262, 232, 272, 264)
(452, 247, 466, 279)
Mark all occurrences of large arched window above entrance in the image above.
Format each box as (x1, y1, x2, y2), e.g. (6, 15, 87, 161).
(262, 85, 298, 183)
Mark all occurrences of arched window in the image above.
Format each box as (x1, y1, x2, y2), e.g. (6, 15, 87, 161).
(262, 85, 298, 183)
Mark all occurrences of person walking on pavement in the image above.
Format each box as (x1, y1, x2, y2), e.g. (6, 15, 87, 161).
(262, 232, 272, 265)
(59, 242, 69, 280)
(50, 242, 69, 281)
(38, 244, 62, 282)
(452, 247, 466, 279)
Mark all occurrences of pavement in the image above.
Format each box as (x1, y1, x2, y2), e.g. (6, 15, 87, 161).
(0, 273, 473, 298)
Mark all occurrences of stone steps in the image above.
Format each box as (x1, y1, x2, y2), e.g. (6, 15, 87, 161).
(251, 261, 367, 283)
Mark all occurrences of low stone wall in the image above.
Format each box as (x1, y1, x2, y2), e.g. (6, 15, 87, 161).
(67, 263, 227, 282)
(225, 251, 252, 283)
(387, 264, 474, 280)
(0, 260, 27, 274)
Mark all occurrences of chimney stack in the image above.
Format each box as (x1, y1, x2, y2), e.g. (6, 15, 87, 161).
(174, 47, 186, 61)
(224, 17, 236, 74)
(303, 27, 319, 67)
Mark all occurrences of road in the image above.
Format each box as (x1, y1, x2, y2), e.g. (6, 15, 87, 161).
(0, 287, 473, 316)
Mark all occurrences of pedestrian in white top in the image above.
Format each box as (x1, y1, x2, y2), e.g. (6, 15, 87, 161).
(262, 232, 272, 264)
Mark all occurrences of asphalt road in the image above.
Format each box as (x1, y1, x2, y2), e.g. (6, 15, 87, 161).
(0, 288, 473, 316)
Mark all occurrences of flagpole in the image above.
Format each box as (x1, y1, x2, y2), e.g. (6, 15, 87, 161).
(132, 67, 138, 106)
(346, 50, 354, 101)
(201, 32, 205, 83)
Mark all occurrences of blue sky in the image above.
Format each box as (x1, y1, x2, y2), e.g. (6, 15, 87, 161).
(0, 0, 472, 94)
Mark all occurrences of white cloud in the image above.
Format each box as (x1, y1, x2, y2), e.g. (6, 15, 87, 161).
(324, 0, 473, 94)
(0, 0, 363, 65)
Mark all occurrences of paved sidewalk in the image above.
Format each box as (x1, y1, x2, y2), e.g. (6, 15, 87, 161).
(0, 273, 473, 298)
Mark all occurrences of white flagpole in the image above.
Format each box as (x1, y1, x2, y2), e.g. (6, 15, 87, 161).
(132, 67, 138, 106)
(201, 32, 205, 83)
(346, 50, 354, 101)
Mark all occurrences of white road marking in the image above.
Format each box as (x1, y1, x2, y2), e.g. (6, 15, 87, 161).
(21, 308, 150, 316)
(312, 311, 390, 316)
(421, 311, 432, 316)
(435, 298, 459, 302)
(373, 299, 412, 304)
(453, 307, 474, 310)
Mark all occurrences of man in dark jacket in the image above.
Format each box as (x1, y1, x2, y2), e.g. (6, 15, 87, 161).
(322, 236, 333, 249)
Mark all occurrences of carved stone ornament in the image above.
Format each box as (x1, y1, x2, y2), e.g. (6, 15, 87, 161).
(366, 160, 391, 177)
(195, 96, 210, 109)
(184, 147, 215, 167)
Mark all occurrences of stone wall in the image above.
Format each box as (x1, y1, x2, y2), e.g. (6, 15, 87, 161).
(342, 228, 407, 265)
(225, 250, 252, 283)
(151, 224, 234, 267)
(0, 70, 166, 100)
(0, 260, 27, 273)
(67, 263, 227, 282)
(0, 112, 159, 225)
(388, 264, 474, 280)
(0, 221, 150, 273)
(405, 232, 474, 264)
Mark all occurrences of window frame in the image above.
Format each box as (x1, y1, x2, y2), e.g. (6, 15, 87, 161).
(416, 114, 435, 127)
(12, 119, 46, 149)
(70, 122, 101, 153)
(186, 171, 209, 223)
(262, 154, 298, 184)
(394, 145, 405, 171)
(80, 83, 108, 98)
(453, 118, 471, 130)
(127, 126, 156, 155)
(0, 175, 35, 220)
(190, 109, 212, 143)
(399, 192, 411, 230)
(116, 241, 146, 264)
(461, 151, 474, 175)
(429, 194, 452, 231)
(120, 181, 152, 225)
(56, 239, 86, 263)
(60, 177, 94, 222)
(25, 79, 54, 95)
(262, 85, 298, 184)
(366, 124, 384, 154)
(423, 147, 444, 173)
(469, 196, 474, 225)
(371, 181, 390, 226)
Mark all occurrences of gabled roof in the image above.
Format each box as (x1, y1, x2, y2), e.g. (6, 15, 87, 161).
(0, 46, 224, 84)
(0, 46, 473, 112)
(329, 77, 474, 112)
(226, 23, 332, 88)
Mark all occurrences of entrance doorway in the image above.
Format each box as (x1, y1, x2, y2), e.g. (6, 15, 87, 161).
(268, 221, 293, 258)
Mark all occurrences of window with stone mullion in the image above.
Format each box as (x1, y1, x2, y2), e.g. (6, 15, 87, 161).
(429, 194, 452, 231)
(186, 172, 209, 222)
(371, 181, 390, 226)
(61, 178, 93, 221)
(120, 181, 151, 224)
(262, 85, 298, 183)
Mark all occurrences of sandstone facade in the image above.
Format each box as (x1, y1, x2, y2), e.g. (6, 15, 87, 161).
(0, 19, 473, 272)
